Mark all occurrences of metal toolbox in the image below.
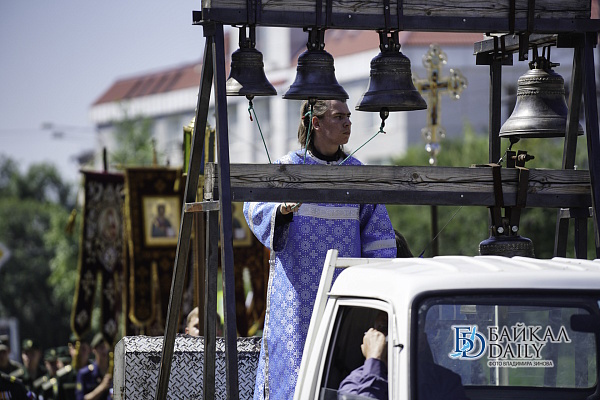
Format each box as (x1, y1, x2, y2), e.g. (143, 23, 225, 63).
(113, 335, 261, 400)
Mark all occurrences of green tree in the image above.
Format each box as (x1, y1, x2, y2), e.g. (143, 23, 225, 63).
(387, 126, 594, 258)
(0, 156, 78, 349)
(110, 110, 157, 168)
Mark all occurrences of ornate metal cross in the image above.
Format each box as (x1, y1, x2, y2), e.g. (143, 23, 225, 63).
(413, 44, 467, 165)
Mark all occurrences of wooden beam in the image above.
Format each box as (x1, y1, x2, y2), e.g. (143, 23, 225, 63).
(198, 0, 596, 32)
(203, 164, 591, 208)
(474, 34, 557, 56)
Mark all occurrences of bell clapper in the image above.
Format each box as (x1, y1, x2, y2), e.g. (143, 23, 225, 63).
(379, 108, 389, 133)
(247, 95, 255, 121)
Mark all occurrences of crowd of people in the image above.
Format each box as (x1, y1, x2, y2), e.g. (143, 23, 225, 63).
(0, 333, 113, 400)
(1, 307, 214, 400)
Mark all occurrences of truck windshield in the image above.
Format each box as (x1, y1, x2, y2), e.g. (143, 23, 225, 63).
(415, 293, 599, 395)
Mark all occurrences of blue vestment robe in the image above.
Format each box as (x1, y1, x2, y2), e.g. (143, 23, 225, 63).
(244, 150, 397, 400)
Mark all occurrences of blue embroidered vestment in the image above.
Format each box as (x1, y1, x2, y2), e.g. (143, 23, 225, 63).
(244, 150, 397, 400)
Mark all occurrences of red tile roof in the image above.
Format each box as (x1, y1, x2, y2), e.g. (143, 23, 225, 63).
(91, 62, 203, 106)
(92, 31, 232, 106)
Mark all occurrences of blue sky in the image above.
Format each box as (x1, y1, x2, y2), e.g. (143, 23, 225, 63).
(0, 0, 202, 183)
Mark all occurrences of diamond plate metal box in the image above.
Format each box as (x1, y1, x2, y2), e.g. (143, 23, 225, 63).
(113, 335, 261, 400)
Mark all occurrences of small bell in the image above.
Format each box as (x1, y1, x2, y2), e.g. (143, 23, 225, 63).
(283, 28, 348, 101)
(499, 55, 584, 140)
(479, 234, 535, 257)
(226, 26, 276, 98)
(356, 31, 427, 112)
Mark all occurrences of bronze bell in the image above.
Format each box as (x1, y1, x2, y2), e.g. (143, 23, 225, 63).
(226, 26, 276, 98)
(283, 49, 348, 101)
(226, 47, 276, 98)
(283, 28, 348, 101)
(356, 31, 427, 112)
(499, 59, 584, 140)
(479, 234, 535, 257)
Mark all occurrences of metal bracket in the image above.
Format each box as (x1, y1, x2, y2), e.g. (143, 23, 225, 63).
(486, 153, 531, 236)
(378, 30, 400, 53)
(185, 201, 221, 213)
(316, 0, 323, 27)
(325, 0, 332, 28)
(518, 0, 536, 61)
(383, 0, 391, 31)
(238, 25, 257, 49)
(192, 10, 203, 25)
(559, 207, 594, 219)
(509, 0, 516, 33)
(396, 0, 404, 30)
(508, 166, 529, 229)
(246, 0, 256, 26)
(205, 162, 217, 201)
(487, 163, 504, 234)
(506, 149, 534, 169)
(306, 27, 326, 50)
(475, 34, 513, 66)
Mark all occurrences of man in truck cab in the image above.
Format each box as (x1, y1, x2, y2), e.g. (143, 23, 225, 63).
(338, 311, 468, 400)
(338, 311, 389, 399)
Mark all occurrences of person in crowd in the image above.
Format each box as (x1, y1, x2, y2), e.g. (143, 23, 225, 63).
(55, 346, 72, 370)
(53, 333, 92, 400)
(34, 348, 59, 400)
(0, 372, 35, 400)
(75, 333, 112, 400)
(0, 335, 24, 376)
(185, 307, 200, 337)
(184, 306, 224, 337)
(244, 99, 397, 400)
(20, 339, 47, 394)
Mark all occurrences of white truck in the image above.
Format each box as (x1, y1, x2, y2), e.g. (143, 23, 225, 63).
(115, 251, 600, 400)
(294, 250, 600, 400)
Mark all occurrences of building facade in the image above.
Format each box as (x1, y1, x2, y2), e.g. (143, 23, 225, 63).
(89, 26, 595, 170)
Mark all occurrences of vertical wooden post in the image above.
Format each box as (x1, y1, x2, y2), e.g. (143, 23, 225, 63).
(203, 209, 219, 399)
(554, 43, 584, 257)
(582, 32, 600, 258)
(488, 57, 502, 164)
(213, 22, 240, 400)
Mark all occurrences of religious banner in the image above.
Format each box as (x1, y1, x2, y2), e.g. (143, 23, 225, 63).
(124, 167, 183, 331)
(72, 171, 124, 344)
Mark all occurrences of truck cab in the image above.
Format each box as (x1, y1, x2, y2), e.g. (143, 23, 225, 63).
(295, 250, 600, 400)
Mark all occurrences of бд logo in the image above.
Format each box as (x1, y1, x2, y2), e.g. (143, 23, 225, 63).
(449, 325, 487, 360)
(447, 323, 570, 367)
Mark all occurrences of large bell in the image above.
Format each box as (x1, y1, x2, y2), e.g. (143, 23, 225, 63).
(226, 27, 276, 98)
(499, 61, 584, 140)
(479, 235, 535, 257)
(283, 48, 348, 101)
(356, 33, 427, 112)
(226, 47, 276, 97)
